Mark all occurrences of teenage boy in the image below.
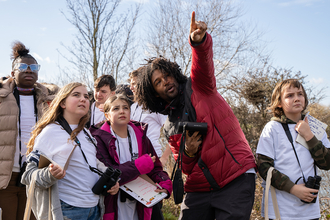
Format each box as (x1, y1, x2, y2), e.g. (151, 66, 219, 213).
(134, 11, 256, 220)
(90, 75, 116, 126)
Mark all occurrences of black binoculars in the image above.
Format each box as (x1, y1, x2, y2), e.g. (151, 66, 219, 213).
(92, 167, 121, 195)
(301, 175, 322, 203)
(177, 122, 208, 136)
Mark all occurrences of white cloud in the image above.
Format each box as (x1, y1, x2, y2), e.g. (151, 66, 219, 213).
(40, 27, 47, 31)
(45, 57, 52, 63)
(31, 53, 54, 64)
(279, 0, 322, 7)
(309, 77, 324, 84)
(32, 53, 43, 61)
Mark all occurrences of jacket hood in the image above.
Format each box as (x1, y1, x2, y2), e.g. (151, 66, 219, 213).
(90, 120, 149, 137)
(271, 114, 304, 124)
(0, 77, 49, 98)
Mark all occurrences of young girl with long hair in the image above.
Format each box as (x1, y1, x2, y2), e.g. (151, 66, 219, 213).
(90, 94, 172, 220)
(257, 79, 330, 220)
(22, 82, 119, 220)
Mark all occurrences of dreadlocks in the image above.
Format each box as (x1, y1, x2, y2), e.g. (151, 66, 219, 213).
(135, 57, 187, 113)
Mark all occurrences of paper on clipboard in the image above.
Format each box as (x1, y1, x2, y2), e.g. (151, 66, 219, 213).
(120, 174, 167, 207)
(296, 112, 328, 149)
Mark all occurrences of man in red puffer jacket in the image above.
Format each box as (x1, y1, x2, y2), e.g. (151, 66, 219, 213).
(134, 11, 257, 220)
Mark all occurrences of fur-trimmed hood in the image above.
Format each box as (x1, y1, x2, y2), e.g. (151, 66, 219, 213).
(0, 77, 53, 117)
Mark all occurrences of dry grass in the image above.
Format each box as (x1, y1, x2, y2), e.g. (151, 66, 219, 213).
(161, 158, 330, 220)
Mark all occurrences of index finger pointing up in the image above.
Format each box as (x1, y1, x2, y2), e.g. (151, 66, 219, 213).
(191, 11, 195, 26)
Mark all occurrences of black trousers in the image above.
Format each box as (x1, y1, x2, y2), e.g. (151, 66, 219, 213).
(179, 173, 256, 220)
(151, 202, 164, 220)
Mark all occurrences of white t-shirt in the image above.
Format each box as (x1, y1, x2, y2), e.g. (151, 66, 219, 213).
(256, 121, 330, 220)
(130, 102, 167, 157)
(13, 95, 36, 172)
(33, 123, 99, 208)
(90, 102, 106, 126)
(111, 125, 139, 220)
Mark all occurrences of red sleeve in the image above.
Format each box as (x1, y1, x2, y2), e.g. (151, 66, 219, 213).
(189, 33, 216, 96)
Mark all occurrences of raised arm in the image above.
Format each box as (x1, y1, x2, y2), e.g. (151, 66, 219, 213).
(189, 11, 215, 96)
(190, 11, 207, 44)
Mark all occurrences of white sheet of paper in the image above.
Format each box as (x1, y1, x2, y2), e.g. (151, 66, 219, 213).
(296, 112, 328, 149)
(123, 176, 158, 202)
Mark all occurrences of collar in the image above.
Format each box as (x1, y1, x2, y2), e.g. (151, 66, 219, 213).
(271, 114, 305, 124)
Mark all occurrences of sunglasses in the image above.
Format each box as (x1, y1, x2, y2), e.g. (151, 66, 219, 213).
(15, 63, 41, 73)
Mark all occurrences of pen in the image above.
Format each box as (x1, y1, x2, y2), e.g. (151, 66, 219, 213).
(155, 183, 163, 189)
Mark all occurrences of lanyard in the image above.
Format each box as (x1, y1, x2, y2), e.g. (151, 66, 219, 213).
(281, 123, 317, 183)
(92, 102, 106, 125)
(57, 115, 104, 176)
(13, 87, 37, 169)
(114, 128, 135, 161)
(132, 104, 143, 122)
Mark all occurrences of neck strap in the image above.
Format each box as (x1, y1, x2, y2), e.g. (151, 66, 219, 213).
(113, 127, 135, 161)
(57, 115, 104, 176)
(13, 87, 38, 169)
(281, 123, 317, 183)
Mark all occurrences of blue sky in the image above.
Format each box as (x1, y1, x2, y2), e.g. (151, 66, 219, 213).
(0, 0, 329, 105)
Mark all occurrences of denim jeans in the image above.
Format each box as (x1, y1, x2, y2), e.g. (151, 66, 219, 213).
(61, 200, 100, 220)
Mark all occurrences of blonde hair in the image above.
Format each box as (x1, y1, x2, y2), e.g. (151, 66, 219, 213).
(103, 94, 131, 121)
(268, 79, 308, 118)
(27, 82, 90, 154)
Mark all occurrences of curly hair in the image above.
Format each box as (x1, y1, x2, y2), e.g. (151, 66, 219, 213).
(128, 67, 144, 82)
(268, 79, 308, 118)
(11, 41, 37, 69)
(135, 57, 187, 113)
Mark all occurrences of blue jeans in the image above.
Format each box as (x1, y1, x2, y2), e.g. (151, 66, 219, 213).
(60, 200, 100, 220)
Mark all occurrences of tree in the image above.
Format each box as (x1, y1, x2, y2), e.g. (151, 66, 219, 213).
(58, 0, 141, 88)
(145, 0, 266, 78)
(224, 62, 326, 154)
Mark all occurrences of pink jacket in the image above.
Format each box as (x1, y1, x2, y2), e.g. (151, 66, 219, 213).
(90, 121, 172, 220)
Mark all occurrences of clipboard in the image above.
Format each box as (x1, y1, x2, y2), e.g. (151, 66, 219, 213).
(38, 154, 62, 169)
(120, 174, 167, 207)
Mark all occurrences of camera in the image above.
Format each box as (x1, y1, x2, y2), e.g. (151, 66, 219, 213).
(177, 122, 208, 136)
(92, 167, 121, 195)
(301, 175, 322, 203)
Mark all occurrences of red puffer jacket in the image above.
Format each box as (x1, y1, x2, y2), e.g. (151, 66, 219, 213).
(164, 33, 256, 192)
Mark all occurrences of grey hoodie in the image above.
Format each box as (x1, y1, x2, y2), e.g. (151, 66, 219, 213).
(22, 150, 106, 220)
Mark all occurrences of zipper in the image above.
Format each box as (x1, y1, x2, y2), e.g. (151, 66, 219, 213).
(214, 125, 241, 166)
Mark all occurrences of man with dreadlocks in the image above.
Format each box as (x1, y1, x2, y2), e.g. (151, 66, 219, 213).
(134, 11, 257, 220)
(0, 41, 50, 220)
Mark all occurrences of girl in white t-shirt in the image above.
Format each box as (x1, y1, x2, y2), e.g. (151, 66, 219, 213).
(256, 79, 330, 220)
(22, 82, 119, 220)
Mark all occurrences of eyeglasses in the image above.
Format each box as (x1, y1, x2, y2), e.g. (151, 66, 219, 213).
(14, 63, 40, 73)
